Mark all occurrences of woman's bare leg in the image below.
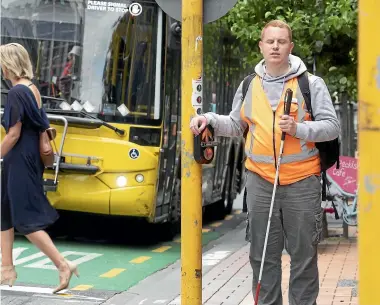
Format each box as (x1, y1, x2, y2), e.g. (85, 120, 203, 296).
(25, 230, 64, 268)
(25, 230, 79, 293)
(1, 228, 17, 286)
(1, 228, 14, 266)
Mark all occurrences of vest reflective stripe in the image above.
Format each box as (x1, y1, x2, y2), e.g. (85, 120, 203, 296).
(244, 124, 255, 156)
(281, 147, 319, 163)
(241, 76, 321, 185)
(246, 153, 274, 164)
(247, 148, 319, 164)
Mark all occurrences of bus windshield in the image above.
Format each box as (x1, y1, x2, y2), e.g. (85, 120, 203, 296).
(1, 0, 162, 125)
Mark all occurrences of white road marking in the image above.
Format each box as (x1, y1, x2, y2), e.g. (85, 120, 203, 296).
(34, 294, 105, 301)
(24, 251, 103, 270)
(0, 285, 67, 294)
(202, 250, 231, 266)
(168, 296, 181, 305)
(0, 285, 105, 301)
(1, 247, 47, 265)
(1, 248, 103, 270)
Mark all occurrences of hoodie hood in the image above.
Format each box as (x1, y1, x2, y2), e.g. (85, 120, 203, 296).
(254, 54, 307, 83)
(253, 54, 308, 110)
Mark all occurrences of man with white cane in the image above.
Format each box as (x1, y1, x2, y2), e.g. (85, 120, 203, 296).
(190, 20, 340, 305)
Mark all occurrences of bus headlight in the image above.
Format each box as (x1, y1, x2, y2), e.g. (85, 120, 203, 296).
(116, 176, 127, 187)
(135, 174, 144, 183)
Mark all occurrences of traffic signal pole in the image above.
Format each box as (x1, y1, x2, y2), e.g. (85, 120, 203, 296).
(358, 0, 380, 303)
(181, 0, 203, 304)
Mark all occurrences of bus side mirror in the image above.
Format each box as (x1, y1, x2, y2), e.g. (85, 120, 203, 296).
(170, 22, 181, 36)
(194, 125, 218, 164)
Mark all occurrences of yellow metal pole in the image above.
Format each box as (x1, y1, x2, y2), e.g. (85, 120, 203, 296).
(358, 0, 380, 303)
(181, 0, 203, 304)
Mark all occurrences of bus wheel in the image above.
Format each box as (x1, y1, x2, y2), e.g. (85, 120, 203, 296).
(213, 166, 233, 219)
(160, 221, 179, 241)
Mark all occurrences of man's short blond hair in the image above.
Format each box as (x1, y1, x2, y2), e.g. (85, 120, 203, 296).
(0, 43, 34, 80)
(261, 20, 292, 41)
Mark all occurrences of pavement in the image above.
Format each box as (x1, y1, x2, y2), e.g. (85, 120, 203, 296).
(240, 238, 358, 305)
(0, 191, 359, 305)
(100, 220, 358, 305)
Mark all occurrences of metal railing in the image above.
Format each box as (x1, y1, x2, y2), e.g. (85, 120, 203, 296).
(0, 110, 68, 190)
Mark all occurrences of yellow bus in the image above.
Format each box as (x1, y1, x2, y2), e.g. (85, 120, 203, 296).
(1, 0, 246, 238)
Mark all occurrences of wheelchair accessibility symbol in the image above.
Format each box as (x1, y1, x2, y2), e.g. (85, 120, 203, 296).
(129, 148, 140, 160)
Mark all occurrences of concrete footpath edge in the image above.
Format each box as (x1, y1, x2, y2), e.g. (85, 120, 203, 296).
(102, 220, 249, 305)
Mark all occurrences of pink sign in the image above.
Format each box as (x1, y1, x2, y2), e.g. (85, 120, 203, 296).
(327, 156, 358, 194)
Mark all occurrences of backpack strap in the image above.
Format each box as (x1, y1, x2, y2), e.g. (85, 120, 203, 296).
(297, 71, 313, 119)
(241, 73, 256, 140)
(241, 72, 256, 102)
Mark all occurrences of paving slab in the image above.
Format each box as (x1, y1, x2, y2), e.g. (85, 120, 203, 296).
(240, 237, 358, 305)
(108, 225, 358, 305)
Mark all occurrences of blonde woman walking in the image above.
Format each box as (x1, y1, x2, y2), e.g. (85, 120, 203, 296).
(0, 43, 79, 293)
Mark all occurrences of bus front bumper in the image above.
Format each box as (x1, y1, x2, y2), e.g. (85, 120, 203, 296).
(46, 173, 156, 221)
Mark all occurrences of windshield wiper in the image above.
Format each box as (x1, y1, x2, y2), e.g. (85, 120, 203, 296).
(78, 110, 125, 136)
(1, 89, 125, 136)
(45, 108, 125, 136)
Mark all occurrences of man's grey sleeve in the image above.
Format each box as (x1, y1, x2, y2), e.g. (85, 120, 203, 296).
(202, 80, 248, 137)
(295, 76, 341, 142)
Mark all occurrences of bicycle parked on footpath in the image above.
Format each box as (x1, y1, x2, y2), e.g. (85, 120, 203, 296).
(324, 156, 358, 227)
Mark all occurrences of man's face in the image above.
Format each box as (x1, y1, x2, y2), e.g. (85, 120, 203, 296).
(259, 26, 294, 66)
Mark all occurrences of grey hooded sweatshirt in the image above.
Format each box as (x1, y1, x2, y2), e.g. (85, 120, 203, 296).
(203, 54, 340, 143)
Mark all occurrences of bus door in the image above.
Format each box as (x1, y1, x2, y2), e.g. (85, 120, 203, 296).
(154, 16, 181, 222)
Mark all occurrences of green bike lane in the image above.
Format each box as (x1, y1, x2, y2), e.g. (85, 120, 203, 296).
(6, 214, 244, 293)
(11, 231, 219, 291)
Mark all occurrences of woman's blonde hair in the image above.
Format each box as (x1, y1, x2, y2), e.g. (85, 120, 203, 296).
(0, 43, 34, 80)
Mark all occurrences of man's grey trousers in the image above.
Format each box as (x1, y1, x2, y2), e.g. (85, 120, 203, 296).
(245, 171, 324, 305)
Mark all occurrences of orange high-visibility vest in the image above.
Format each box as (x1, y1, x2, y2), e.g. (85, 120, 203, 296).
(240, 76, 321, 185)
